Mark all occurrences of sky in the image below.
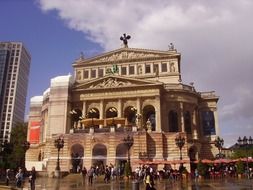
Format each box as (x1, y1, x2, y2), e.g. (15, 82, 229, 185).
(1, 0, 253, 147)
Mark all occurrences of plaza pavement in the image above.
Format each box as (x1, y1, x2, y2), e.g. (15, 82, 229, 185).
(2, 174, 253, 190)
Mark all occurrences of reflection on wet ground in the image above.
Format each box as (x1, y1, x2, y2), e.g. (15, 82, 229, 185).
(6, 174, 253, 190)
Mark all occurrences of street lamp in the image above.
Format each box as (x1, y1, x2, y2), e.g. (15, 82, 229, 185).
(214, 136, 224, 159)
(123, 135, 134, 163)
(54, 137, 64, 178)
(175, 135, 185, 173)
(237, 136, 253, 179)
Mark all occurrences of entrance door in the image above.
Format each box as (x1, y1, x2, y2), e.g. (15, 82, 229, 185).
(70, 144, 84, 173)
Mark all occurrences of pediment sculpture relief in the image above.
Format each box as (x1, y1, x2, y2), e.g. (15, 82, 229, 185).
(92, 51, 160, 63)
(89, 77, 132, 89)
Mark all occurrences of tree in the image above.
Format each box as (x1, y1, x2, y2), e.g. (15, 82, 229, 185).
(8, 122, 28, 169)
(236, 160, 244, 175)
(232, 146, 253, 159)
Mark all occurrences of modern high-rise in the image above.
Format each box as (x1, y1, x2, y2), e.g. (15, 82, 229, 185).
(0, 42, 31, 142)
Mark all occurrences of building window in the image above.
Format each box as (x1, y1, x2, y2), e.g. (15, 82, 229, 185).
(121, 67, 127, 75)
(161, 63, 167, 72)
(91, 69, 96, 78)
(201, 111, 216, 135)
(84, 70, 89, 78)
(168, 110, 178, 132)
(98, 68, 104, 77)
(184, 111, 192, 134)
(129, 65, 135, 75)
(145, 64, 151, 73)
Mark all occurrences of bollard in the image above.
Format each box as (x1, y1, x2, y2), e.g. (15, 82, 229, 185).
(132, 180, 140, 190)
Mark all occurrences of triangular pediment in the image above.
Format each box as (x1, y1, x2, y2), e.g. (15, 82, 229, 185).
(74, 47, 179, 65)
(73, 75, 163, 91)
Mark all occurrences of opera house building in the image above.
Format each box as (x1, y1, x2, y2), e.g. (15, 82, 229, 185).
(26, 40, 219, 175)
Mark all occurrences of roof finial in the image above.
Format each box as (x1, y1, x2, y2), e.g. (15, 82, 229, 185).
(168, 43, 175, 51)
(80, 52, 85, 60)
(120, 33, 131, 48)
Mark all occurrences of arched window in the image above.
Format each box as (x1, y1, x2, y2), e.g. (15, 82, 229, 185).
(184, 111, 192, 134)
(168, 110, 178, 132)
(143, 105, 156, 131)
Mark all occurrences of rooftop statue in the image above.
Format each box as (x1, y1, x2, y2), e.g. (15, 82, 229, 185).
(120, 33, 131, 48)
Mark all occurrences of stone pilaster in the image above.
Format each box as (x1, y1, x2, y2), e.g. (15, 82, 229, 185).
(155, 96, 161, 132)
(180, 102, 185, 132)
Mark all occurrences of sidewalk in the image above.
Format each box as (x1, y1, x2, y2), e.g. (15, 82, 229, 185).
(2, 175, 253, 190)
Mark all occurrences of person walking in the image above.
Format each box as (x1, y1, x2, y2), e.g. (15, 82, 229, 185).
(145, 170, 155, 190)
(6, 169, 10, 186)
(29, 167, 36, 190)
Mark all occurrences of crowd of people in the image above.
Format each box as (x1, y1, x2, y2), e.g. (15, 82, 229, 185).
(0, 166, 36, 189)
(1, 162, 252, 189)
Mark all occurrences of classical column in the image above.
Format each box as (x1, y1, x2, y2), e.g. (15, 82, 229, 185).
(155, 96, 161, 132)
(99, 100, 104, 128)
(180, 102, 185, 132)
(82, 101, 86, 117)
(117, 99, 122, 128)
(134, 65, 137, 75)
(151, 63, 154, 74)
(88, 68, 91, 79)
(136, 98, 141, 129)
(118, 65, 122, 75)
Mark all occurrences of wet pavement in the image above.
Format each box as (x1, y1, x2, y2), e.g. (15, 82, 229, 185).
(3, 174, 253, 189)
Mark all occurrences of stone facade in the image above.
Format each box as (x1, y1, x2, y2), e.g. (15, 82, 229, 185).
(26, 46, 219, 175)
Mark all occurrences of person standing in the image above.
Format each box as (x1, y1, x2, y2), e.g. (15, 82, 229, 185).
(87, 167, 94, 185)
(29, 167, 36, 190)
(6, 169, 10, 186)
(15, 168, 23, 188)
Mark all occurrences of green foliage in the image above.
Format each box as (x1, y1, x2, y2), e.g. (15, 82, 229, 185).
(231, 146, 253, 159)
(124, 161, 132, 177)
(197, 161, 208, 176)
(2, 122, 28, 169)
(236, 160, 244, 174)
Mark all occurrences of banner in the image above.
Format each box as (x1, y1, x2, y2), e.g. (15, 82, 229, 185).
(29, 121, 40, 144)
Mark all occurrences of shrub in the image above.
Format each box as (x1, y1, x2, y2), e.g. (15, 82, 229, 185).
(236, 160, 244, 174)
(197, 161, 208, 177)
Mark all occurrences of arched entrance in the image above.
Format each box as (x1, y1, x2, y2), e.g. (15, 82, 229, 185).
(124, 106, 137, 126)
(92, 144, 107, 174)
(106, 107, 118, 118)
(116, 143, 128, 176)
(87, 108, 100, 129)
(70, 108, 82, 128)
(143, 105, 156, 131)
(106, 107, 118, 126)
(87, 108, 100, 119)
(70, 144, 84, 173)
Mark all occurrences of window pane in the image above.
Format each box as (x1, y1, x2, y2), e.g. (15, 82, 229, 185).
(129, 65, 135, 75)
(145, 64, 151, 73)
(121, 67, 127, 75)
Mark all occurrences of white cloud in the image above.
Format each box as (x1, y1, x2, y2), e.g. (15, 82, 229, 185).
(38, 0, 253, 147)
